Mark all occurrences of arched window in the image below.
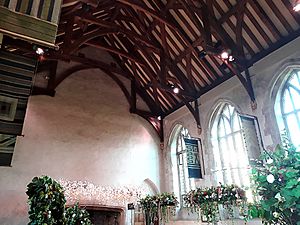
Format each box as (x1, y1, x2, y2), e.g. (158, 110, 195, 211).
(170, 125, 196, 205)
(275, 69, 300, 149)
(210, 103, 250, 188)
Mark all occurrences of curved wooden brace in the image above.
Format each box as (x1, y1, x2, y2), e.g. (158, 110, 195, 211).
(117, 0, 178, 31)
(55, 64, 94, 88)
(62, 28, 117, 54)
(78, 14, 159, 51)
(53, 64, 131, 106)
(135, 110, 164, 142)
(84, 42, 146, 67)
(44, 53, 131, 78)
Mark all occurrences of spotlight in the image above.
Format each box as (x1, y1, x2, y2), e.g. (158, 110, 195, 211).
(228, 55, 235, 62)
(35, 47, 44, 55)
(293, 1, 300, 11)
(220, 50, 229, 60)
(173, 87, 179, 94)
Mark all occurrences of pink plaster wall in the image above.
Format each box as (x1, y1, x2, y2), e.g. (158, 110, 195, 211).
(0, 64, 161, 225)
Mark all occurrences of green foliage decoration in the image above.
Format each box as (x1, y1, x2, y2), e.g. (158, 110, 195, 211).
(65, 203, 92, 225)
(26, 175, 66, 225)
(250, 135, 300, 225)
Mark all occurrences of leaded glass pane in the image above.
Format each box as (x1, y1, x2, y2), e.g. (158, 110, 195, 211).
(223, 105, 230, 119)
(229, 104, 235, 116)
(223, 117, 231, 135)
(289, 73, 300, 88)
(219, 118, 226, 137)
(289, 87, 300, 110)
(286, 114, 300, 147)
(232, 113, 240, 132)
(283, 90, 294, 113)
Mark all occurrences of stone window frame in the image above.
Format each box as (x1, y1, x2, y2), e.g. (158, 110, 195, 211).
(272, 65, 300, 148)
(209, 101, 251, 188)
(168, 124, 196, 207)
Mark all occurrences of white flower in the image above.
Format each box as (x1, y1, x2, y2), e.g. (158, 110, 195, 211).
(266, 158, 273, 164)
(274, 192, 283, 201)
(273, 212, 280, 218)
(267, 174, 275, 183)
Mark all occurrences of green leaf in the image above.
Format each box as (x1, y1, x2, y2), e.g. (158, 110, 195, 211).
(286, 179, 298, 188)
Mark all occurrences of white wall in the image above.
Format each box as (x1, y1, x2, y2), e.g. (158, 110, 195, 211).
(0, 63, 161, 225)
(162, 37, 300, 224)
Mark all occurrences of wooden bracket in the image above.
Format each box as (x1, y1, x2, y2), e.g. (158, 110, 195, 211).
(184, 99, 202, 134)
(225, 61, 256, 109)
(133, 109, 164, 142)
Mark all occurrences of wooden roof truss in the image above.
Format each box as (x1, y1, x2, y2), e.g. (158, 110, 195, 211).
(3, 0, 300, 141)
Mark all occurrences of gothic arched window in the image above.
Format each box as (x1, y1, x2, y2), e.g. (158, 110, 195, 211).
(210, 103, 250, 188)
(170, 125, 196, 205)
(275, 69, 300, 149)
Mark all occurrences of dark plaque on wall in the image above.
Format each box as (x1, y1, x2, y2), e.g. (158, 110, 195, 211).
(184, 138, 203, 179)
(127, 203, 135, 210)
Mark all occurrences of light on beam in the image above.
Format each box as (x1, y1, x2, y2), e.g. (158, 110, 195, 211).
(35, 47, 44, 55)
(293, 0, 300, 11)
(220, 50, 229, 60)
(173, 87, 180, 94)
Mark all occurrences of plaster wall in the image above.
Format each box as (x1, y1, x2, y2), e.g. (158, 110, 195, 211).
(0, 63, 161, 225)
(162, 37, 300, 223)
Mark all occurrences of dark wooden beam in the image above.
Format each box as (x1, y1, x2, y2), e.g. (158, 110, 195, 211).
(130, 79, 137, 112)
(44, 53, 131, 78)
(218, 0, 248, 24)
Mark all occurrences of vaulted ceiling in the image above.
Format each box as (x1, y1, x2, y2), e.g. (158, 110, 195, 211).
(3, 0, 300, 140)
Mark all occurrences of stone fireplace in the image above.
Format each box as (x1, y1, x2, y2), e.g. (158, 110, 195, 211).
(85, 205, 125, 225)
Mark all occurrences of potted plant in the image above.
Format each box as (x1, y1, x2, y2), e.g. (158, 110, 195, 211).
(26, 175, 66, 225)
(26, 175, 94, 225)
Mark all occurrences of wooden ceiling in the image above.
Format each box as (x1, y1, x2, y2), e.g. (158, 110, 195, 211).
(3, 0, 300, 140)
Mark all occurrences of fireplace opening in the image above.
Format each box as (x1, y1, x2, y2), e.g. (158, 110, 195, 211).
(84, 205, 124, 225)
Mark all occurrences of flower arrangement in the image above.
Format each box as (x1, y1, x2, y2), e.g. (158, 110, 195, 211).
(139, 192, 178, 224)
(250, 135, 300, 225)
(183, 184, 247, 223)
